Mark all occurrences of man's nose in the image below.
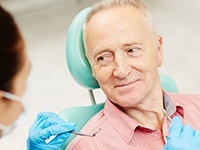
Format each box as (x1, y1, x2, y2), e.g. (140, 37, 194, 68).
(113, 53, 131, 79)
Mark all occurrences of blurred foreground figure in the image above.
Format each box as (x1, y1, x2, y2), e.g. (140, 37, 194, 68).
(0, 5, 31, 138)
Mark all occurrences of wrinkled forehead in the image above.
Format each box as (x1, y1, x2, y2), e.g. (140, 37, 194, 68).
(85, 0, 149, 24)
(84, 4, 152, 41)
(87, 5, 146, 26)
(84, 6, 151, 45)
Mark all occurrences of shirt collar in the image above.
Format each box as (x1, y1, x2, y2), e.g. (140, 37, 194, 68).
(163, 91, 184, 117)
(103, 91, 185, 143)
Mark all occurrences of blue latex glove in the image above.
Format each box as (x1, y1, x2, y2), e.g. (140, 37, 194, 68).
(163, 116, 200, 150)
(27, 112, 76, 150)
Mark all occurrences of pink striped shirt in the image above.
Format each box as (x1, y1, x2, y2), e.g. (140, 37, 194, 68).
(67, 92, 200, 150)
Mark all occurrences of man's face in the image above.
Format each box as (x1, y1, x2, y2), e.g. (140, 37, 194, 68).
(85, 6, 163, 107)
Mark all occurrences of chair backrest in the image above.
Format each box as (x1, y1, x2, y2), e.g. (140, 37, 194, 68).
(60, 7, 179, 149)
(66, 7, 99, 90)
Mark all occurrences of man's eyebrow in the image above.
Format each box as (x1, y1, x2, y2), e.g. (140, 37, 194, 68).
(123, 42, 141, 47)
(117, 42, 142, 50)
(93, 48, 110, 58)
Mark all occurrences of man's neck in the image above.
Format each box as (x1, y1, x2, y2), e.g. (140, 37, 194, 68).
(121, 97, 165, 131)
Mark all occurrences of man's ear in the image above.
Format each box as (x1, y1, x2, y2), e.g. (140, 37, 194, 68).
(157, 35, 163, 67)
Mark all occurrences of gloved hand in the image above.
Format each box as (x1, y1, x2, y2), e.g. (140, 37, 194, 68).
(27, 112, 76, 150)
(163, 116, 200, 150)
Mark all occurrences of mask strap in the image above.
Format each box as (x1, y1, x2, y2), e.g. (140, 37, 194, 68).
(0, 123, 16, 137)
(2, 92, 22, 103)
(0, 124, 7, 130)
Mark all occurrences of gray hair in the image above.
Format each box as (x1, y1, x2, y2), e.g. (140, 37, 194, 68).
(83, 0, 156, 56)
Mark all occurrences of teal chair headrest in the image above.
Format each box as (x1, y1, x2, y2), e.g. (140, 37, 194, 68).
(66, 7, 99, 89)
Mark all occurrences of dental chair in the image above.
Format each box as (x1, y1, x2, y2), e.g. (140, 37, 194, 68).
(59, 7, 179, 149)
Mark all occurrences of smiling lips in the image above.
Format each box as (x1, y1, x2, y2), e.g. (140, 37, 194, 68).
(114, 79, 140, 89)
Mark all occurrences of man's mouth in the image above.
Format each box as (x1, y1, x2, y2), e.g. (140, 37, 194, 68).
(114, 79, 140, 89)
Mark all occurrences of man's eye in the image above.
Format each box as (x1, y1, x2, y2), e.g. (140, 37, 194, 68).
(97, 56, 104, 62)
(127, 47, 140, 53)
(96, 54, 113, 67)
(128, 48, 136, 53)
(96, 56, 107, 66)
(127, 47, 142, 56)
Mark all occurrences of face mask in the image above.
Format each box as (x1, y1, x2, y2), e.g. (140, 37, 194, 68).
(0, 85, 31, 137)
(0, 123, 15, 137)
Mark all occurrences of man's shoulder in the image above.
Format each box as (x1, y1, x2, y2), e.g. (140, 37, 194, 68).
(169, 93, 200, 102)
(168, 93, 200, 108)
(168, 93, 200, 129)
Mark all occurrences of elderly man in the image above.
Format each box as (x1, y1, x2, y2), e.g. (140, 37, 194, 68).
(27, 0, 200, 149)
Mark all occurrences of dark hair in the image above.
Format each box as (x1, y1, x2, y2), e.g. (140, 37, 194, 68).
(0, 5, 25, 92)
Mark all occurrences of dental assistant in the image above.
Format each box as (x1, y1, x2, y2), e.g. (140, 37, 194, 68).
(0, 5, 31, 137)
